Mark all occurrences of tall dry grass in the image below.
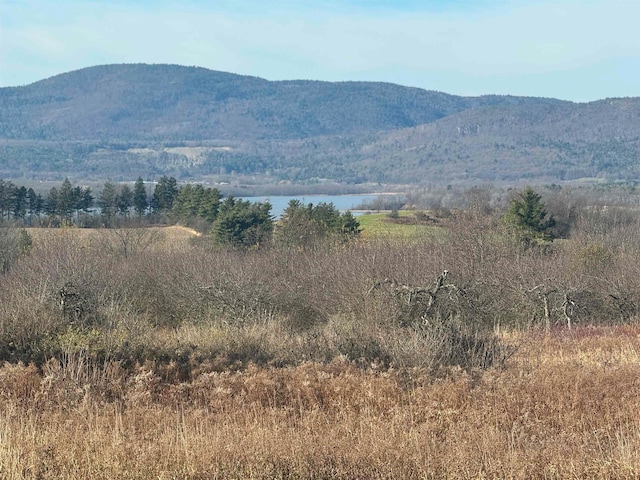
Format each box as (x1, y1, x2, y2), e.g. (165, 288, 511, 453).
(0, 326, 639, 478)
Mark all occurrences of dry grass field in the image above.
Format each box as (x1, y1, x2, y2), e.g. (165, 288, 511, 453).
(0, 326, 638, 479)
(25, 225, 200, 251)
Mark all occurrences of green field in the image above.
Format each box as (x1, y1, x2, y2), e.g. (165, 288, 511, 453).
(357, 210, 444, 239)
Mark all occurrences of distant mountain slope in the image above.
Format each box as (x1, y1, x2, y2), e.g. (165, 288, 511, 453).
(0, 63, 638, 184)
(345, 98, 640, 183)
(0, 63, 501, 141)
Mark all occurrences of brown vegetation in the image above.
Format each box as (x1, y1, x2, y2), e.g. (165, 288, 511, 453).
(2, 191, 640, 477)
(0, 327, 639, 478)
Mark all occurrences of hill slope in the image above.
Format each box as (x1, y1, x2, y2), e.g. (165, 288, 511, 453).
(0, 64, 638, 184)
(0, 63, 491, 141)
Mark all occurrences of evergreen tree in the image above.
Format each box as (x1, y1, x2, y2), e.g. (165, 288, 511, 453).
(340, 211, 361, 237)
(311, 202, 342, 231)
(45, 187, 59, 218)
(213, 197, 273, 248)
(98, 181, 119, 227)
(172, 184, 199, 220)
(27, 188, 41, 221)
(276, 200, 313, 247)
(151, 175, 179, 214)
(71, 186, 83, 217)
(57, 178, 75, 223)
(504, 187, 556, 243)
(198, 187, 221, 223)
(12, 186, 28, 220)
(173, 184, 221, 224)
(276, 200, 360, 248)
(79, 187, 94, 213)
(71, 186, 93, 227)
(133, 177, 148, 217)
(118, 184, 133, 217)
(0, 180, 16, 219)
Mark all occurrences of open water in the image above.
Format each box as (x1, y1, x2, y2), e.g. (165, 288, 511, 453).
(240, 194, 385, 218)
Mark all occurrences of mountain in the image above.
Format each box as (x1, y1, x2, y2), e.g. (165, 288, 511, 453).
(1, 63, 638, 185)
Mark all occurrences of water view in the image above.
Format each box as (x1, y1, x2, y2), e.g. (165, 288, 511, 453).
(240, 194, 396, 218)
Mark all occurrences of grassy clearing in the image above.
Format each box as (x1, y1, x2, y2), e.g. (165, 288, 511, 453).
(358, 211, 444, 240)
(25, 225, 199, 249)
(0, 326, 638, 479)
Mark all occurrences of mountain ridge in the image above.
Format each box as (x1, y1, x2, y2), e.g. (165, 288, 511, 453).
(0, 64, 637, 185)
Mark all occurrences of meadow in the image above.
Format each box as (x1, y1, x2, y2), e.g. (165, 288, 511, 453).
(1, 195, 640, 478)
(357, 210, 444, 240)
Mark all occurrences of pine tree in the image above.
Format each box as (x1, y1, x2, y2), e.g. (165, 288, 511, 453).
(45, 187, 59, 218)
(151, 176, 179, 214)
(12, 186, 28, 220)
(0, 180, 16, 219)
(276, 200, 360, 248)
(57, 178, 75, 223)
(98, 181, 118, 227)
(133, 177, 148, 217)
(118, 184, 133, 217)
(213, 197, 273, 248)
(504, 187, 555, 242)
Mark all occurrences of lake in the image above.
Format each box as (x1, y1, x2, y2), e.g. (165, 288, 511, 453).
(240, 194, 389, 218)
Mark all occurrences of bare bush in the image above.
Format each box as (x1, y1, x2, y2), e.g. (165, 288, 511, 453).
(5, 189, 640, 375)
(0, 225, 32, 273)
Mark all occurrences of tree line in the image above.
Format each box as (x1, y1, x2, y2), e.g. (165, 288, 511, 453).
(0, 176, 360, 248)
(0, 177, 145, 225)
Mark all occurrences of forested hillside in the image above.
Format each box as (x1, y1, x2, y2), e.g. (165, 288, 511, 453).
(1, 64, 639, 184)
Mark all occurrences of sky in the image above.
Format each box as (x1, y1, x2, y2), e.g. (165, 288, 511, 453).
(1, 0, 639, 102)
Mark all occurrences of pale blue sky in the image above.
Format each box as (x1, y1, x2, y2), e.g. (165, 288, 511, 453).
(1, 0, 638, 102)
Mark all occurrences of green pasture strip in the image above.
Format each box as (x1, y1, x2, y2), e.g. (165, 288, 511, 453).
(358, 211, 444, 240)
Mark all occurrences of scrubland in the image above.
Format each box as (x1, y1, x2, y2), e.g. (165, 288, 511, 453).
(1, 199, 640, 478)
